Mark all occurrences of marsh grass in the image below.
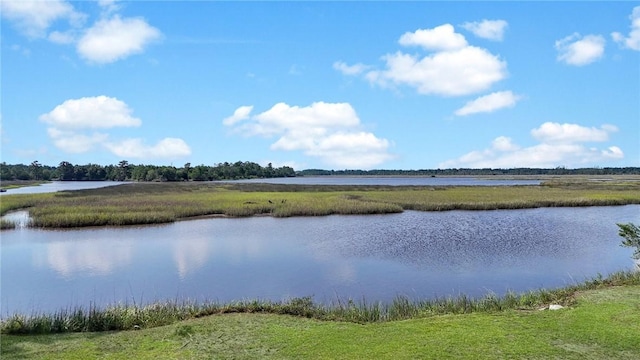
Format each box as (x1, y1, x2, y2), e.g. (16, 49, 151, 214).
(3, 271, 638, 335)
(1, 180, 639, 229)
(0, 218, 16, 229)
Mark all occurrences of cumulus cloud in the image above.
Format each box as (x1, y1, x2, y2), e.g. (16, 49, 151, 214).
(47, 128, 109, 153)
(531, 122, 617, 144)
(105, 138, 191, 159)
(612, 6, 640, 50)
(0, 0, 85, 38)
(461, 20, 508, 41)
(1, 1, 161, 64)
(77, 15, 162, 64)
(555, 33, 606, 66)
(398, 24, 468, 51)
(491, 136, 520, 152)
(40, 96, 142, 129)
(366, 46, 506, 96)
(333, 61, 371, 76)
(40, 96, 190, 160)
(222, 105, 254, 126)
(341, 23, 507, 97)
(223, 102, 393, 169)
(439, 122, 623, 168)
(454, 91, 521, 116)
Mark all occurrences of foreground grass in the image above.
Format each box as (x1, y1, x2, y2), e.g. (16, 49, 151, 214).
(1, 179, 639, 228)
(3, 271, 638, 335)
(2, 284, 639, 359)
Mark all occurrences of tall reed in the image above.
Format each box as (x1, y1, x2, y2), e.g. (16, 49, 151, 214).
(3, 271, 638, 334)
(0, 219, 15, 230)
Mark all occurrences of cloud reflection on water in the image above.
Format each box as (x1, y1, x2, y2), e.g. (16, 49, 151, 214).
(41, 239, 133, 278)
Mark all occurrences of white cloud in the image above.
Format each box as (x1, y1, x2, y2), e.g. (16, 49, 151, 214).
(77, 15, 162, 64)
(97, 0, 121, 15)
(0, 0, 85, 38)
(302, 132, 392, 169)
(440, 122, 623, 168)
(47, 128, 109, 153)
(39, 96, 142, 129)
(555, 33, 605, 66)
(461, 20, 508, 41)
(253, 102, 360, 133)
(48, 30, 76, 44)
(105, 138, 192, 159)
(366, 46, 506, 96)
(333, 61, 371, 76)
(491, 136, 520, 152)
(222, 105, 254, 126)
(398, 24, 468, 51)
(530, 122, 617, 144)
(455, 91, 521, 116)
(2, 1, 161, 64)
(224, 102, 393, 169)
(41, 96, 190, 160)
(341, 23, 507, 97)
(612, 6, 640, 50)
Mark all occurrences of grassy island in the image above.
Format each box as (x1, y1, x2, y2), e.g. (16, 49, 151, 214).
(1, 177, 639, 229)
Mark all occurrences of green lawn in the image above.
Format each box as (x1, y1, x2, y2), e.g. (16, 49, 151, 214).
(3, 285, 639, 359)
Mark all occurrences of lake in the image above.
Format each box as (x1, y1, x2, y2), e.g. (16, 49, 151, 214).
(2, 205, 638, 315)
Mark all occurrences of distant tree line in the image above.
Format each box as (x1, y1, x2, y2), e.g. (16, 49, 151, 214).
(0, 160, 296, 182)
(297, 167, 640, 176)
(3, 162, 638, 182)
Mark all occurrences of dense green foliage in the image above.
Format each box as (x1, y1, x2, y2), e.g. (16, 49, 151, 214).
(0, 161, 295, 182)
(617, 223, 640, 260)
(3, 162, 639, 182)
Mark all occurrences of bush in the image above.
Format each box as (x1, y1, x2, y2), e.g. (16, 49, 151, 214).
(617, 223, 640, 260)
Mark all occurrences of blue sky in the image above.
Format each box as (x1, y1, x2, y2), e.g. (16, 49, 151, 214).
(1, 1, 639, 170)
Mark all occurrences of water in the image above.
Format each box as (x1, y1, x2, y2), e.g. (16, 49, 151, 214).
(228, 176, 541, 186)
(2, 205, 638, 315)
(0, 181, 129, 195)
(0, 178, 538, 197)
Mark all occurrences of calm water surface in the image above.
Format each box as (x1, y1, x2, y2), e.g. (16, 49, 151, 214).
(2, 205, 638, 315)
(230, 176, 541, 186)
(0, 177, 535, 197)
(0, 181, 128, 195)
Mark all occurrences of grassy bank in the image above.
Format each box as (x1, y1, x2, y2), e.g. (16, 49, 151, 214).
(2, 272, 639, 359)
(2, 270, 638, 335)
(1, 179, 639, 229)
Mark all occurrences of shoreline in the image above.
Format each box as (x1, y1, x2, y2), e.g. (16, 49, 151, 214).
(2, 270, 638, 333)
